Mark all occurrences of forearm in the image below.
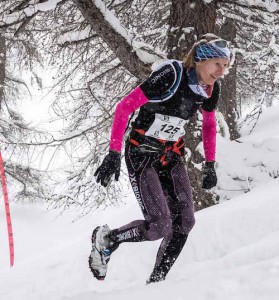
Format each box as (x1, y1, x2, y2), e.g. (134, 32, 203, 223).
(202, 109, 216, 162)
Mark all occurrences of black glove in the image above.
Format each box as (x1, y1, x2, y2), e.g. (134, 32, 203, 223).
(94, 151, 121, 187)
(202, 161, 217, 189)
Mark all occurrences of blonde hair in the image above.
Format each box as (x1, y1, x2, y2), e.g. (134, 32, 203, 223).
(183, 34, 222, 68)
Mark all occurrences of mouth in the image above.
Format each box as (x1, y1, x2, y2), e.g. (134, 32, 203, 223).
(211, 75, 217, 80)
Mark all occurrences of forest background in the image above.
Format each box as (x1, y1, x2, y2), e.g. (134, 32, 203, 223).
(0, 0, 278, 214)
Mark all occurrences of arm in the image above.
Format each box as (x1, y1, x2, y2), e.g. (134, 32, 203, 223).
(109, 86, 148, 152)
(201, 109, 218, 189)
(110, 62, 178, 152)
(202, 109, 216, 162)
(95, 87, 148, 187)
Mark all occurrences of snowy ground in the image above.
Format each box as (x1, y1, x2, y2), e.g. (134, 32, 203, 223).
(1, 104, 279, 300)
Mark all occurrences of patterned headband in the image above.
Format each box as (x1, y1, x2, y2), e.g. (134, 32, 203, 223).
(194, 41, 231, 62)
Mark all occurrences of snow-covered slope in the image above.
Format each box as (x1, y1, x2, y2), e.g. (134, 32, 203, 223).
(0, 105, 279, 300)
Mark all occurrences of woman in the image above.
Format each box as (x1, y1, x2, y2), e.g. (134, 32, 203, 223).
(90, 34, 232, 283)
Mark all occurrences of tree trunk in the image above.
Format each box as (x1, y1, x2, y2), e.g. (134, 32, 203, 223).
(217, 18, 240, 140)
(166, 0, 218, 211)
(73, 0, 150, 80)
(166, 0, 218, 60)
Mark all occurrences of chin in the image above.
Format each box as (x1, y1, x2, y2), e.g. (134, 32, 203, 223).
(208, 77, 217, 85)
(205, 79, 216, 85)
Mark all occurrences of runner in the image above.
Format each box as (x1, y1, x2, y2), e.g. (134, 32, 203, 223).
(90, 34, 232, 283)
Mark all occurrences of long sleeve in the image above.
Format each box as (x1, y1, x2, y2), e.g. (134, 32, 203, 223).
(202, 109, 216, 161)
(109, 86, 149, 152)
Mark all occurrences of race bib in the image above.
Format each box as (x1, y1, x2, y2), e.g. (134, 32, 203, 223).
(145, 113, 186, 141)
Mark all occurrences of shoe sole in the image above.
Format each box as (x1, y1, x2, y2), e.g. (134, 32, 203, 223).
(89, 226, 106, 280)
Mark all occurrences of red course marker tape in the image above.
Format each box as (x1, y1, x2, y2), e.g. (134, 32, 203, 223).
(0, 151, 14, 267)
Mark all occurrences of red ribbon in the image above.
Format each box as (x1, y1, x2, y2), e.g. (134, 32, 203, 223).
(0, 151, 14, 267)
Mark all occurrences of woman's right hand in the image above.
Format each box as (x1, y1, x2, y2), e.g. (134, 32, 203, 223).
(94, 151, 121, 187)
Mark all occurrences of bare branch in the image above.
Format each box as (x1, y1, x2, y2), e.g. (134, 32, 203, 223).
(58, 34, 98, 47)
(14, 11, 39, 37)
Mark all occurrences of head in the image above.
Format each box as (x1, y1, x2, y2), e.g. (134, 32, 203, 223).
(183, 34, 232, 85)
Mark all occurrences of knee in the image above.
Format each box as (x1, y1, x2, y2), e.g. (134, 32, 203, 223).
(158, 216, 173, 238)
(146, 216, 172, 240)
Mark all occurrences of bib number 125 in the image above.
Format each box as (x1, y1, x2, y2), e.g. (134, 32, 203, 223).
(145, 113, 186, 141)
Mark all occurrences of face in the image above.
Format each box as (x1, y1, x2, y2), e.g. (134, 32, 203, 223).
(195, 58, 229, 85)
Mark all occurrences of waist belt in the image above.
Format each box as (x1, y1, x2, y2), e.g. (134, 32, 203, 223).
(129, 129, 166, 152)
(129, 129, 185, 164)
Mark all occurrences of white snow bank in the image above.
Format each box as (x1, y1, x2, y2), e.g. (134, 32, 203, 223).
(1, 176, 279, 300)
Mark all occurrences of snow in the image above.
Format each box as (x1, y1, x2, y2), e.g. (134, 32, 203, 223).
(1, 105, 279, 299)
(94, 0, 133, 44)
(0, 0, 64, 25)
(34, 0, 64, 12)
(244, 0, 279, 12)
(57, 27, 92, 45)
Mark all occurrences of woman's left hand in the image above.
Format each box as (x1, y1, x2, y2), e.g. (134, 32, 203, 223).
(202, 161, 217, 189)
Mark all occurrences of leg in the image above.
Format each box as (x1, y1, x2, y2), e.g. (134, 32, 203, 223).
(147, 231, 188, 283)
(147, 162, 195, 283)
(89, 145, 174, 280)
(161, 162, 195, 235)
(111, 144, 173, 244)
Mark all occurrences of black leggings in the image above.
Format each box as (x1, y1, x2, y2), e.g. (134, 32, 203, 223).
(112, 144, 195, 279)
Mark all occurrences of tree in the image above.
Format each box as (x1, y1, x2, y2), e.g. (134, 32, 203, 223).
(0, 4, 51, 202)
(226, 1, 279, 134)
(217, 17, 239, 140)
(0, 0, 278, 212)
(50, 0, 221, 211)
